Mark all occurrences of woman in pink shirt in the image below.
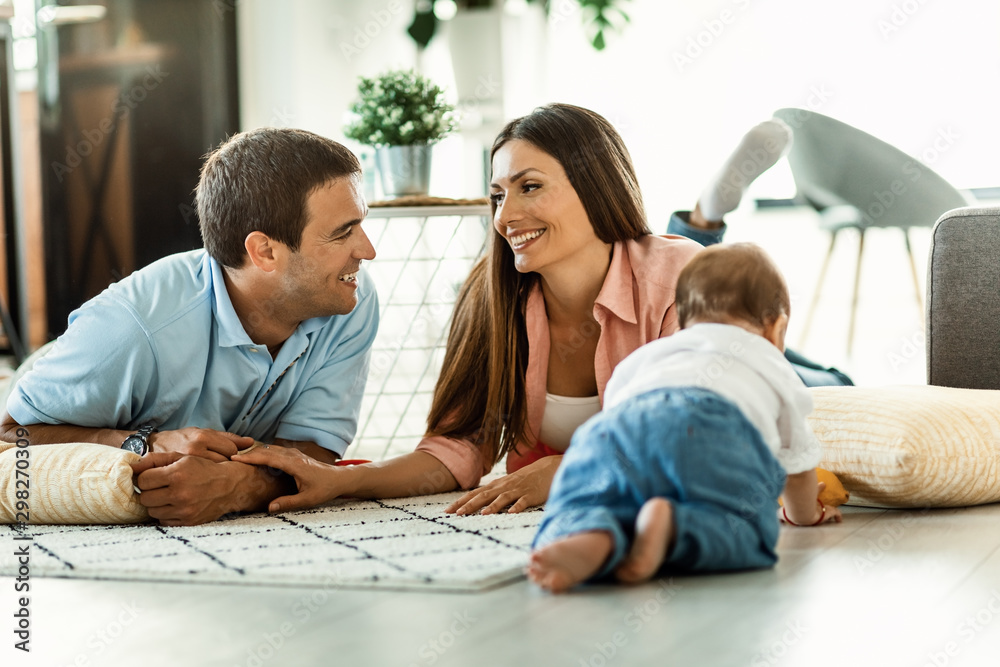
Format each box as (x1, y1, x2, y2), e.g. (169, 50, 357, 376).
(417, 104, 703, 515)
(235, 104, 827, 515)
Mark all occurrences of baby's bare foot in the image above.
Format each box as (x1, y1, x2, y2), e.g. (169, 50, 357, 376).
(615, 498, 675, 584)
(527, 531, 614, 593)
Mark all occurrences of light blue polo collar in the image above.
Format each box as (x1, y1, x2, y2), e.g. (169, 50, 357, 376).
(209, 254, 255, 348)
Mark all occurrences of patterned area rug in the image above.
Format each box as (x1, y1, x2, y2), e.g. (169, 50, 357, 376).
(0, 493, 544, 592)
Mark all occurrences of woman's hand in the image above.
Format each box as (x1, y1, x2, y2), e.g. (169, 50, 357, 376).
(445, 455, 562, 515)
(231, 445, 343, 513)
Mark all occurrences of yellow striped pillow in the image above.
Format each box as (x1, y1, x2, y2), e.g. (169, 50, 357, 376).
(808, 385, 1000, 508)
(0, 442, 149, 524)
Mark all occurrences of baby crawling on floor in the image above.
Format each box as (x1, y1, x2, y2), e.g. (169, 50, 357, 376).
(528, 242, 841, 593)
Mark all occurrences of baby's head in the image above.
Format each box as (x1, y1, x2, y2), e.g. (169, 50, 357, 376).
(675, 243, 790, 349)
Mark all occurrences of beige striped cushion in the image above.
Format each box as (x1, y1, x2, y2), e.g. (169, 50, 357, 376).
(808, 385, 1000, 508)
(0, 442, 149, 524)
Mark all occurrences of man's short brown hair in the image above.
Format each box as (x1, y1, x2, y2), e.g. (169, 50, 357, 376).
(676, 242, 790, 329)
(196, 128, 361, 268)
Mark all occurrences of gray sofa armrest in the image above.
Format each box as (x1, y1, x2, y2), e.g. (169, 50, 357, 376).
(926, 206, 1000, 389)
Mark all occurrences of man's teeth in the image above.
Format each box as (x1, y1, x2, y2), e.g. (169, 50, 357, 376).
(510, 229, 544, 246)
(338, 271, 358, 282)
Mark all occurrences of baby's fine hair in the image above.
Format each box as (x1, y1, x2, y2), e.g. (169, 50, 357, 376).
(675, 243, 790, 330)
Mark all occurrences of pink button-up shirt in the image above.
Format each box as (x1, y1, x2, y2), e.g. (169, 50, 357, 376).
(415, 234, 703, 489)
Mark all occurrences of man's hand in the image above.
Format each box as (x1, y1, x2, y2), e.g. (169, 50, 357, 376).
(149, 428, 254, 462)
(131, 452, 283, 526)
(445, 455, 562, 516)
(232, 446, 342, 513)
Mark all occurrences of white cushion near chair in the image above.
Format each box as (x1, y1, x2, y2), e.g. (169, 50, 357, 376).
(808, 385, 1000, 508)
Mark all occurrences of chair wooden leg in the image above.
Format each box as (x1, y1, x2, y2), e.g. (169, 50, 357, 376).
(847, 228, 866, 357)
(903, 228, 924, 314)
(798, 230, 838, 349)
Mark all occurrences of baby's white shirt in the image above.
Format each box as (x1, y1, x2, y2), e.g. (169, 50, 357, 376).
(605, 323, 821, 474)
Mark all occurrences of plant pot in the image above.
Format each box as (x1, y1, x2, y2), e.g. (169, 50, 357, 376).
(375, 145, 432, 198)
(445, 5, 546, 128)
(443, 4, 547, 197)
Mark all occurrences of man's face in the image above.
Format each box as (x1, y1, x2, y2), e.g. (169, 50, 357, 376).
(281, 176, 375, 318)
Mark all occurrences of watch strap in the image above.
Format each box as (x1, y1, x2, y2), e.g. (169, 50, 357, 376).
(135, 425, 156, 440)
(121, 424, 157, 454)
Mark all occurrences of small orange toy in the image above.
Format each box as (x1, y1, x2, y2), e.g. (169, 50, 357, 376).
(815, 467, 849, 507)
(779, 467, 849, 508)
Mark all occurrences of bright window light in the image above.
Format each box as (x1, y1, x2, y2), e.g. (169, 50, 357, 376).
(433, 0, 458, 21)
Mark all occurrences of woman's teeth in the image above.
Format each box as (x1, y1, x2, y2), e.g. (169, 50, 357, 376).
(510, 229, 544, 246)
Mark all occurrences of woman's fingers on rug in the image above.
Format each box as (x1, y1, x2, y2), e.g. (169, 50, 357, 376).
(488, 456, 557, 514)
(484, 492, 523, 515)
(444, 488, 477, 514)
(267, 484, 333, 514)
(268, 493, 310, 513)
(447, 470, 548, 515)
(446, 485, 501, 515)
(479, 459, 556, 514)
(506, 496, 534, 514)
(450, 487, 521, 516)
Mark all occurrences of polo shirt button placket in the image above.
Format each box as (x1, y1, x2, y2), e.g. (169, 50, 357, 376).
(239, 348, 307, 427)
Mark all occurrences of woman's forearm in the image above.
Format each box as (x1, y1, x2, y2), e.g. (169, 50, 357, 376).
(340, 451, 459, 499)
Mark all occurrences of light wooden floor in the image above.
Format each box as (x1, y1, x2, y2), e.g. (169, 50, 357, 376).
(6, 503, 1000, 666)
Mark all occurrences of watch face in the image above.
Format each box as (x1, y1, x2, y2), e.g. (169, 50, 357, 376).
(122, 436, 147, 456)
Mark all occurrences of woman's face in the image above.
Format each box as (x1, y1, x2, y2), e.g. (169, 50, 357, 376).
(490, 139, 604, 275)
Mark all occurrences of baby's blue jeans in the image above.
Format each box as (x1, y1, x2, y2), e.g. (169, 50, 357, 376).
(533, 387, 787, 579)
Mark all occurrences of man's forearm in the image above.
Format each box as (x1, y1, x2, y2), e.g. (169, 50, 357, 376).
(0, 413, 128, 447)
(275, 438, 341, 466)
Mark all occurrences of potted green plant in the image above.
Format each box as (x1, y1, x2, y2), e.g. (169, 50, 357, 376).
(343, 69, 458, 199)
(408, 0, 631, 51)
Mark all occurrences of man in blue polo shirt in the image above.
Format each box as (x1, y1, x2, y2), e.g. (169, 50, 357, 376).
(0, 127, 378, 525)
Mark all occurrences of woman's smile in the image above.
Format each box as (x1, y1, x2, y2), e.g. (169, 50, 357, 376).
(509, 228, 546, 250)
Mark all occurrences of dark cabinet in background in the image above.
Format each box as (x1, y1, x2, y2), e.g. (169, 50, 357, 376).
(36, 0, 239, 336)
(1, 2, 26, 361)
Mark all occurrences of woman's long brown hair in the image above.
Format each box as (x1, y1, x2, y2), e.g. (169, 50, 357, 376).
(426, 103, 652, 466)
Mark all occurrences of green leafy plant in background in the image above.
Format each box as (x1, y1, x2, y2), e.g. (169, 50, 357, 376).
(343, 70, 458, 147)
(574, 0, 631, 50)
(408, 0, 631, 52)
